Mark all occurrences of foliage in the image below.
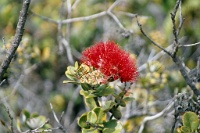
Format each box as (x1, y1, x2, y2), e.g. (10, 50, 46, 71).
(17, 110, 51, 132)
(177, 111, 200, 133)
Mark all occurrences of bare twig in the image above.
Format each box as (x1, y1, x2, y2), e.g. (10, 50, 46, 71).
(29, 10, 58, 24)
(59, 11, 107, 24)
(65, 0, 74, 64)
(179, 41, 200, 47)
(50, 103, 67, 133)
(176, 0, 185, 36)
(170, 0, 182, 56)
(115, 11, 137, 18)
(170, 0, 181, 44)
(107, 11, 125, 30)
(173, 56, 200, 95)
(138, 101, 174, 133)
(0, 79, 6, 87)
(71, 0, 81, 11)
(0, 0, 31, 81)
(61, 38, 74, 64)
(137, 0, 200, 96)
(6, 107, 14, 133)
(136, 15, 172, 56)
(31, 0, 126, 32)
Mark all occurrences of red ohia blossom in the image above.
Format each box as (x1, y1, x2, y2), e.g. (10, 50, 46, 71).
(81, 41, 139, 83)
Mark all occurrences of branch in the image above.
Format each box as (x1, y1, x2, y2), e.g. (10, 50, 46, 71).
(138, 101, 174, 133)
(170, 0, 181, 44)
(176, 0, 185, 36)
(31, 0, 127, 32)
(6, 107, 14, 133)
(179, 41, 200, 47)
(59, 11, 107, 24)
(0, 0, 31, 81)
(137, 0, 200, 96)
(170, 0, 182, 56)
(172, 56, 200, 96)
(29, 10, 58, 24)
(50, 103, 67, 133)
(136, 15, 172, 56)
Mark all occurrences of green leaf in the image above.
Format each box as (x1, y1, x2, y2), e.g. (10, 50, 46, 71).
(180, 126, 190, 133)
(182, 111, 199, 132)
(118, 91, 126, 97)
(119, 100, 126, 107)
(87, 111, 97, 123)
(30, 112, 39, 118)
(103, 120, 123, 133)
(80, 89, 96, 98)
(78, 113, 90, 129)
(84, 98, 97, 109)
(63, 80, 78, 84)
(102, 101, 116, 112)
(82, 128, 99, 133)
(75, 61, 79, 70)
(81, 83, 91, 91)
(110, 108, 122, 120)
(93, 107, 107, 123)
(94, 85, 114, 97)
(123, 97, 135, 102)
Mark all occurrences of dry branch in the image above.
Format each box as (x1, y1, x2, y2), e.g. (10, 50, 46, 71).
(137, 0, 200, 96)
(0, 0, 31, 81)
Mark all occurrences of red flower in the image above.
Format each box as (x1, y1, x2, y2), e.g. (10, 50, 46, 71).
(81, 41, 138, 83)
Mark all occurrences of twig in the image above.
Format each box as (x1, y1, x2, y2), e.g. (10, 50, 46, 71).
(172, 56, 200, 95)
(59, 11, 107, 24)
(71, 0, 81, 11)
(170, 0, 181, 44)
(115, 11, 137, 18)
(0, 0, 31, 81)
(170, 0, 182, 56)
(29, 10, 58, 24)
(107, 11, 125, 30)
(176, 0, 185, 36)
(0, 79, 6, 87)
(61, 38, 74, 64)
(6, 107, 14, 133)
(138, 101, 174, 133)
(50, 103, 67, 133)
(179, 41, 200, 47)
(65, 0, 74, 64)
(136, 15, 172, 56)
(31, 0, 126, 31)
(137, 0, 200, 96)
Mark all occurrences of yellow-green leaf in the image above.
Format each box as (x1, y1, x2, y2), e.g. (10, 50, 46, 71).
(87, 111, 97, 123)
(183, 111, 199, 132)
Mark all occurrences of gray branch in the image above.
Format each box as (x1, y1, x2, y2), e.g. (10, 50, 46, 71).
(0, 0, 31, 81)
